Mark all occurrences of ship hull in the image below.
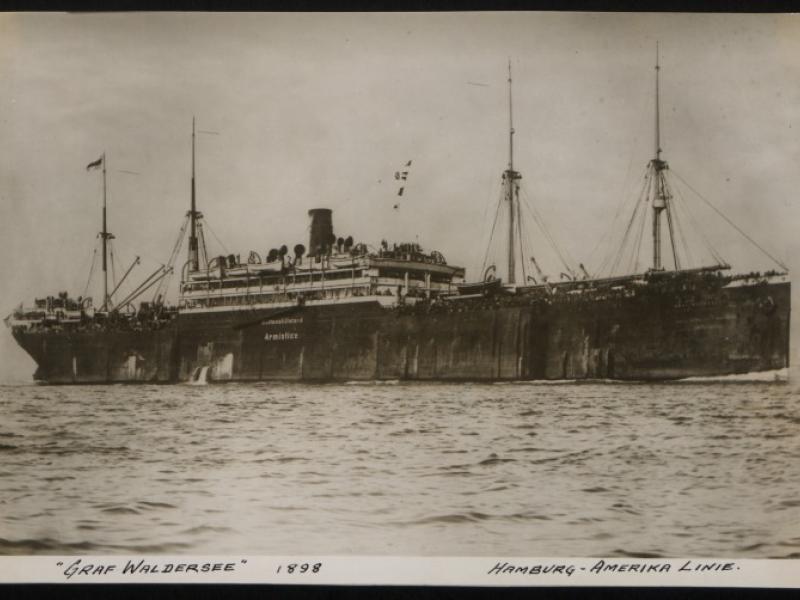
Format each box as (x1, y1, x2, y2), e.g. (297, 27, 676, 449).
(11, 280, 790, 383)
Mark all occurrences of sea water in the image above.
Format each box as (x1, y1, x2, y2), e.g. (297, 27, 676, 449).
(0, 377, 798, 558)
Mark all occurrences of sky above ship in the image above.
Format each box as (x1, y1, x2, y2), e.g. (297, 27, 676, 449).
(0, 12, 799, 380)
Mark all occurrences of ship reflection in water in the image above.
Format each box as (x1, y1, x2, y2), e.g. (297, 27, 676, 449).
(0, 379, 798, 557)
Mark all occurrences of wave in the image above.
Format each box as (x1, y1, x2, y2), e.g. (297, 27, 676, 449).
(0, 536, 192, 555)
(405, 511, 494, 525)
(609, 548, 666, 559)
(494, 379, 579, 385)
(678, 367, 788, 383)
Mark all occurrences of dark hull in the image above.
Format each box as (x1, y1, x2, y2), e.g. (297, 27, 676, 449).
(12, 280, 790, 383)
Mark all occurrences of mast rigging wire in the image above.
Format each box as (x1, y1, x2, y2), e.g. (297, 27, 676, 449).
(630, 185, 650, 274)
(518, 186, 576, 276)
(202, 218, 230, 257)
(481, 181, 505, 278)
(671, 179, 726, 266)
(84, 247, 98, 299)
(516, 186, 527, 283)
(198, 223, 209, 268)
(677, 206, 695, 268)
(109, 240, 117, 292)
(589, 169, 649, 276)
(153, 215, 190, 303)
(662, 180, 681, 270)
(608, 170, 651, 276)
(671, 169, 788, 271)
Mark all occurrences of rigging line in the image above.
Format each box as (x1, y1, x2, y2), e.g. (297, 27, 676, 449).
(629, 211, 640, 273)
(629, 176, 649, 274)
(586, 168, 649, 267)
(83, 247, 98, 298)
(521, 216, 541, 282)
(640, 167, 661, 272)
(609, 171, 651, 276)
(620, 170, 652, 276)
(154, 216, 190, 302)
(671, 169, 788, 271)
(631, 184, 650, 274)
(673, 196, 695, 268)
(109, 240, 118, 290)
(666, 186, 690, 267)
(516, 187, 527, 283)
(111, 238, 165, 271)
(202, 218, 230, 256)
(636, 169, 658, 273)
(75, 240, 97, 288)
(170, 217, 191, 268)
(481, 182, 505, 276)
(518, 222, 532, 281)
(670, 175, 726, 265)
(538, 198, 578, 272)
(165, 223, 190, 297)
(596, 171, 650, 276)
(672, 181, 725, 266)
(518, 187, 575, 274)
(670, 184, 701, 267)
(474, 173, 499, 270)
(162, 216, 190, 273)
(589, 171, 647, 265)
(479, 172, 499, 225)
(113, 243, 131, 295)
(198, 222, 209, 269)
(589, 67, 655, 270)
(661, 175, 681, 270)
(609, 172, 649, 276)
(480, 180, 504, 275)
(198, 224, 209, 269)
(663, 195, 681, 271)
(520, 198, 552, 265)
(518, 200, 537, 271)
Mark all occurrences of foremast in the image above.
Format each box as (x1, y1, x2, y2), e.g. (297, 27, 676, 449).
(86, 152, 115, 311)
(99, 152, 115, 311)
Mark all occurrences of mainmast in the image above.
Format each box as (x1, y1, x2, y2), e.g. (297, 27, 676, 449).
(650, 42, 678, 272)
(100, 152, 114, 311)
(188, 117, 200, 272)
(504, 60, 522, 284)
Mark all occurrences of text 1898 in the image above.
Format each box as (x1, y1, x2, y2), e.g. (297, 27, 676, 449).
(276, 563, 322, 574)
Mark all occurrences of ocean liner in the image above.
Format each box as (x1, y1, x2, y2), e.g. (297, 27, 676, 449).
(5, 56, 790, 383)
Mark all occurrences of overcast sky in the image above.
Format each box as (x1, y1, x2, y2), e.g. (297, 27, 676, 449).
(1, 12, 799, 381)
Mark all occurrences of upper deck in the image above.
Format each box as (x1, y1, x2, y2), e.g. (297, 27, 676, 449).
(179, 242, 466, 313)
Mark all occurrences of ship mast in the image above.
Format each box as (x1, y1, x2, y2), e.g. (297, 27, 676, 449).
(188, 117, 200, 272)
(504, 60, 522, 284)
(100, 152, 114, 311)
(650, 43, 679, 272)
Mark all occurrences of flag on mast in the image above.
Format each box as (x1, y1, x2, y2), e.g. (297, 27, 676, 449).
(86, 156, 103, 171)
(394, 159, 413, 196)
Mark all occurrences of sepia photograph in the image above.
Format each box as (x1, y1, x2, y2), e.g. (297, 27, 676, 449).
(0, 11, 798, 582)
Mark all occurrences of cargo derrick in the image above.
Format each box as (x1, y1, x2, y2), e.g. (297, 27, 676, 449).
(5, 151, 184, 382)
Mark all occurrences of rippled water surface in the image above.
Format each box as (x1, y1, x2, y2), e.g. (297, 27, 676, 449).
(1, 379, 799, 557)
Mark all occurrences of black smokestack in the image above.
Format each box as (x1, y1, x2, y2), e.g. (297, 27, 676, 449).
(308, 208, 334, 256)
